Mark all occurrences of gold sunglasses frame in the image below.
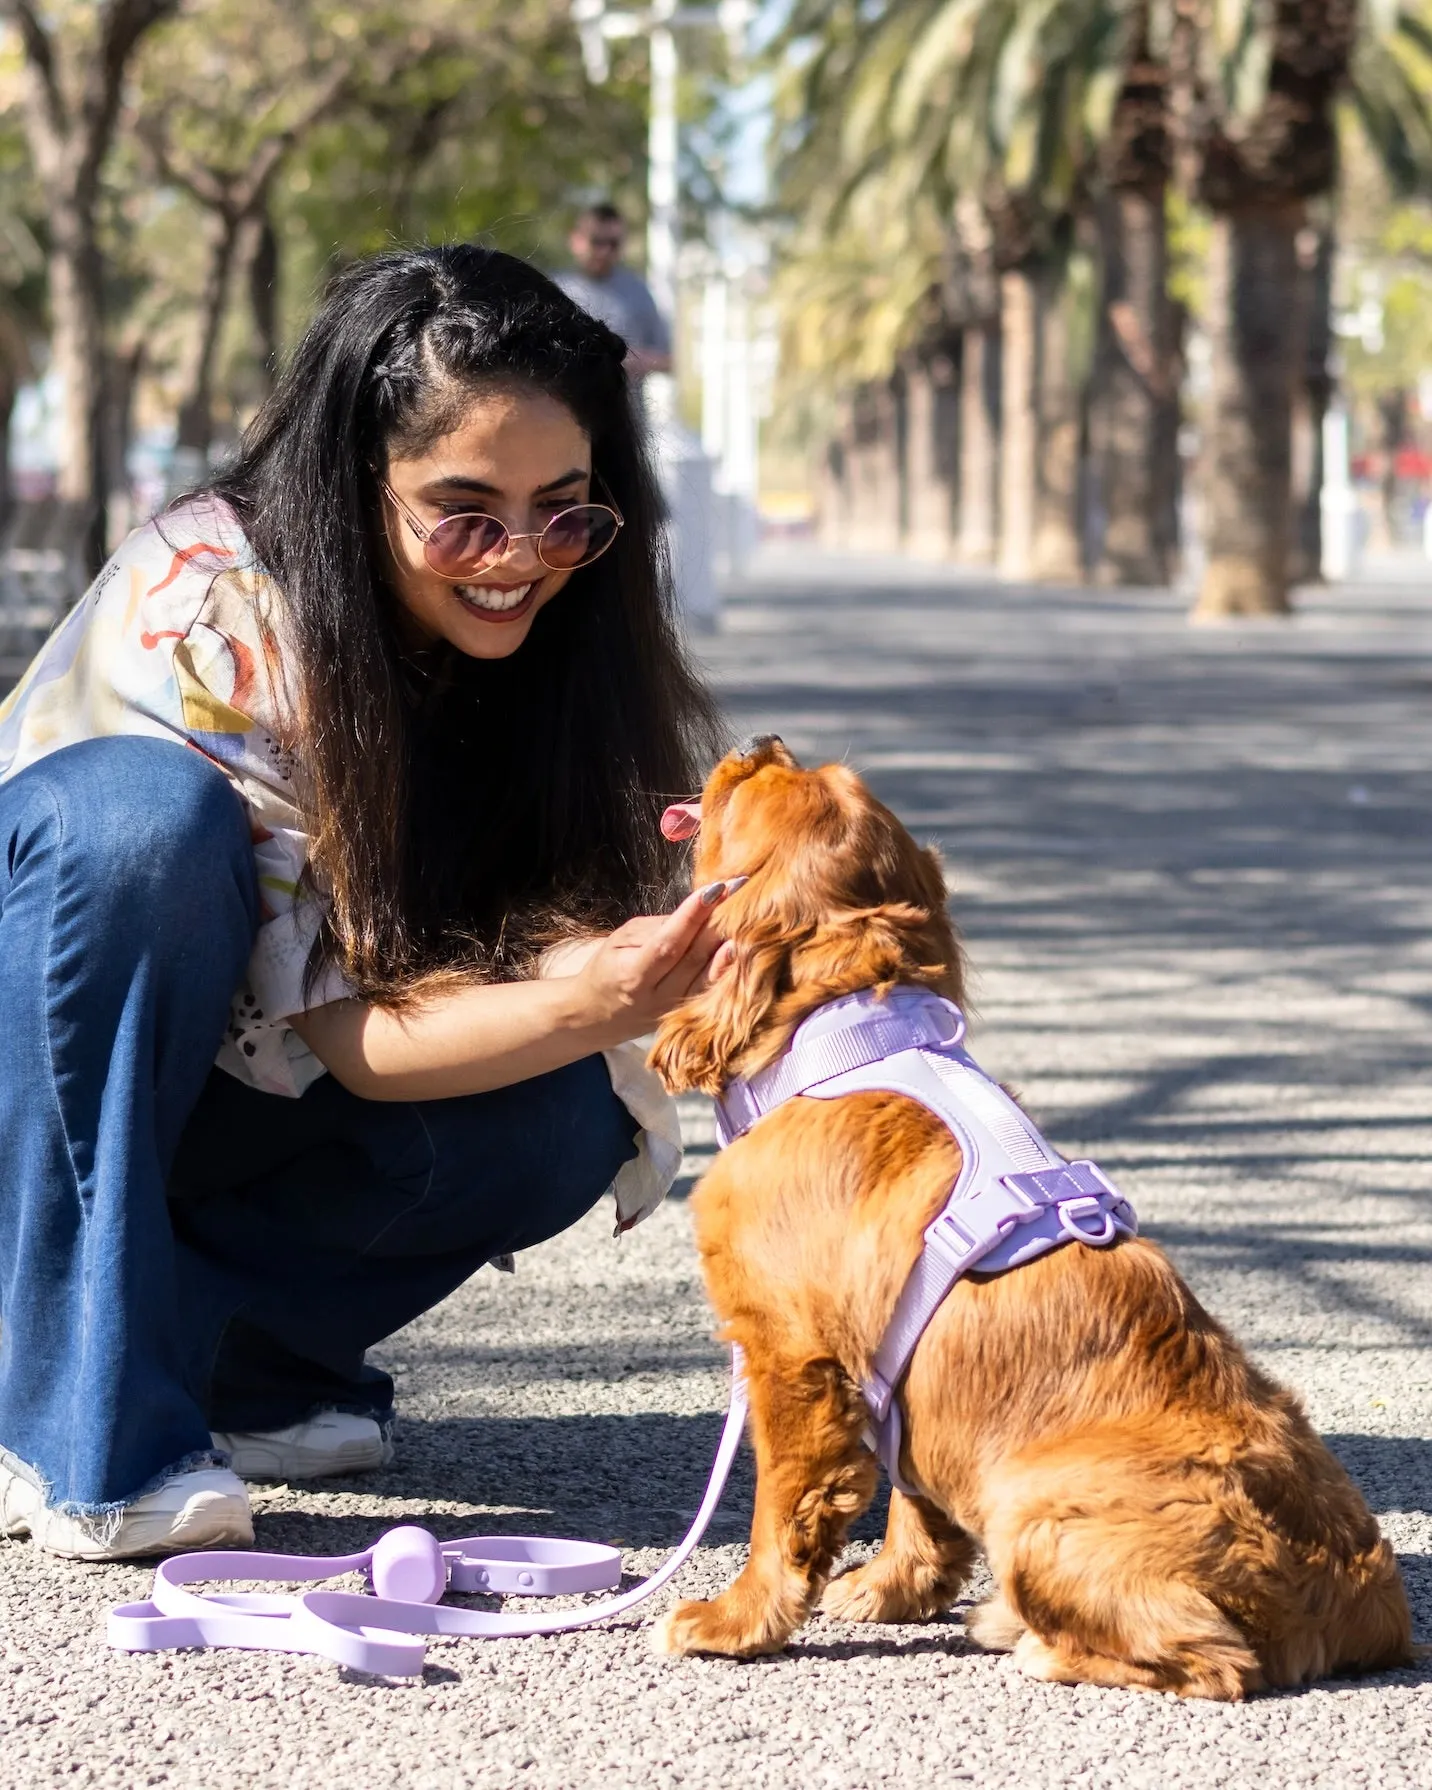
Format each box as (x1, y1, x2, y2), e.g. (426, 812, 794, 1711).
(380, 476, 625, 581)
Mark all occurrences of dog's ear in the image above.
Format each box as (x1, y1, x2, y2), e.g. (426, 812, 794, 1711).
(648, 931, 791, 1095)
(797, 900, 944, 993)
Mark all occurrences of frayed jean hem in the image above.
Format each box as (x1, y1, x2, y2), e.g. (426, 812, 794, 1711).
(1, 1440, 227, 1521)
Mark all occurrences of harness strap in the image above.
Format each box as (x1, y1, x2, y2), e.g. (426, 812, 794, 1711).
(861, 1160, 1136, 1492)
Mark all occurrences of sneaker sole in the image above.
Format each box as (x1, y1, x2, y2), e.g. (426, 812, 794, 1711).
(1, 1465, 39, 1540)
(223, 1435, 389, 1481)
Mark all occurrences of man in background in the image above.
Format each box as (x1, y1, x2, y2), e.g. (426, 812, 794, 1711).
(554, 203, 672, 382)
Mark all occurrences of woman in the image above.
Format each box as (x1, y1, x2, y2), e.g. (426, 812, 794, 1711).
(0, 245, 728, 1560)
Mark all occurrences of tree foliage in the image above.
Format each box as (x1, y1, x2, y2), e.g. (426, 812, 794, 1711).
(771, 0, 1432, 389)
(0, 0, 654, 475)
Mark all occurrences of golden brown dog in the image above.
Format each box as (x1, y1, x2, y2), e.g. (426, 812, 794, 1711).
(648, 737, 1412, 1698)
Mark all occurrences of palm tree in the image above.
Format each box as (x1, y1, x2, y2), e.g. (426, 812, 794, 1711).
(1167, 0, 1432, 615)
(1163, 0, 1358, 617)
(777, 0, 1432, 602)
(772, 0, 1171, 584)
(1309, 2, 1432, 573)
(1091, 4, 1180, 584)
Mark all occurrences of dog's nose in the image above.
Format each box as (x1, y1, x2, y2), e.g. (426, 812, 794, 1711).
(737, 733, 784, 757)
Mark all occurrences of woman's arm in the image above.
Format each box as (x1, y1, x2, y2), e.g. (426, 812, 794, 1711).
(291, 882, 734, 1102)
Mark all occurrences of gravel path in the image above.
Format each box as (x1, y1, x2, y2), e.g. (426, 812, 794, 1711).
(5, 554, 1432, 1787)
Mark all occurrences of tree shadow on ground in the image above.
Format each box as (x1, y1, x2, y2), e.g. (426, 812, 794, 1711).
(237, 1409, 898, 1563)
(250, 1411, 758, 1551)
(1324, 1434, 1432, 1512)
(712, 578, 1432, 973)
(241, 1413, 1429, 1567)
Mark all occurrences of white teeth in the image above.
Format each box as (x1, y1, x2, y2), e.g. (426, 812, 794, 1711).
(454, 582, 533, 614)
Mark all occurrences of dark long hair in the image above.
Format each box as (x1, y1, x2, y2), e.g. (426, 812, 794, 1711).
(206, 244, 723, 1001)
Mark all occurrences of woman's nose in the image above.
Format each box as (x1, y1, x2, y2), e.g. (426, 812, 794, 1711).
(491, 532, 544, 576)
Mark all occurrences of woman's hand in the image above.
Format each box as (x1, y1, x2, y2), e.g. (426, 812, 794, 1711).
(570, 881, 739, 1046)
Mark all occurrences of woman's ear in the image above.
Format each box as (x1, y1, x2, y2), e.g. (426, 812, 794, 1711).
(647, 936, 791, 1095)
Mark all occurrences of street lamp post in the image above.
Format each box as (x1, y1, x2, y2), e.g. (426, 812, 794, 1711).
(571, 0, 750, 627)
(645, 6, 679, 338)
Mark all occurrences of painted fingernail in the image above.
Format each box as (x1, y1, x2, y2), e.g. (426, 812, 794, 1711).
(724, 875, 749, 893)
(699, 881, 728, 905)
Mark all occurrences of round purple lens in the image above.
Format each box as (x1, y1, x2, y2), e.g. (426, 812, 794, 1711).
(425, 512, 508, 577)
(539, 506, 620, 570)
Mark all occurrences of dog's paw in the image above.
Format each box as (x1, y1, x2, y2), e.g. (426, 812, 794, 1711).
(964, 1593, 1027, 1653)
(821, 1562, 932, 1625)
(652, 1596, 785, 1660)
(819, 1566, 885, 1623)
(1012, 1631, 1077, 1682)
(822, 1552, 967, 1625)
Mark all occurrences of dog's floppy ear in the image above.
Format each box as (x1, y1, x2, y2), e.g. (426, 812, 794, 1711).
(648, 924, 791, 1095)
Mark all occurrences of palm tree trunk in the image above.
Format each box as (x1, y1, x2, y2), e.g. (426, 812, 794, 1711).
(998, 270, 1037, 580)
(1193, 205, 1304, 619)
(819, 397, 853, 550)
(1031, 266, 1083, 582)
(1290, 218, 1333, 584)
(1094, 188, 1175, 585)
(957, 320, 999, 563)
(902, 353, 959, 557)
(846, 379, 903, 552)
(998, 264, 1083, 582)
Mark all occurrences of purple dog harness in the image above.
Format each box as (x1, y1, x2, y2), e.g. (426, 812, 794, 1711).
(716, 985, 1137, 1495)
(105, 983, 1132, 1674)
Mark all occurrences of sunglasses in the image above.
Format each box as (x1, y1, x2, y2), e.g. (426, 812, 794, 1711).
(381, 478, 624, 580)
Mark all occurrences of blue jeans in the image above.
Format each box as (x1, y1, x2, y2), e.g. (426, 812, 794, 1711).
(0, 737, 637, 1516)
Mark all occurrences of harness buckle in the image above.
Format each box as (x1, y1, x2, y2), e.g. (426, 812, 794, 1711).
(924, 1179, 1038, 1273)
(924, 1204, 985, 1262)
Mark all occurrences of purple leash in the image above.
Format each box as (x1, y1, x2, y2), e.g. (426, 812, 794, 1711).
(107, 1351, 748, 1676)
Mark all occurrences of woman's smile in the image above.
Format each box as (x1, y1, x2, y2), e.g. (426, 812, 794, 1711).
(452, 577, 541, 620)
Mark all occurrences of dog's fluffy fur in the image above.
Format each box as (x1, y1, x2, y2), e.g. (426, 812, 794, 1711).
(647, 739, 1411, 1697)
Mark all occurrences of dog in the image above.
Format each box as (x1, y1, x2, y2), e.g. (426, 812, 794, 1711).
(647, 737, 1412, 1698)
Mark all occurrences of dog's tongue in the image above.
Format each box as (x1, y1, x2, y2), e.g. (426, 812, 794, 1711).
(660, 801, 702, 842)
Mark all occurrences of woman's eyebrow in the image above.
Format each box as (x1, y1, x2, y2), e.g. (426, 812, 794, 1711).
(420, 468, 590, 500)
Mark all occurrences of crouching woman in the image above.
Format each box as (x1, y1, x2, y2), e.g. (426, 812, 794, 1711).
(0, 244, 725, 1559)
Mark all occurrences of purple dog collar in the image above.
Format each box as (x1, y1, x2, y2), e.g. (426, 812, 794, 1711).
(107, 1351, 748, 1676)
(715, 987, 966, 1146)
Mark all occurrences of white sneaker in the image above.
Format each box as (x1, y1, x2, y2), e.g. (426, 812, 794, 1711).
(211, 1412, 393, 1481)
(0, 1458, 252, 1560)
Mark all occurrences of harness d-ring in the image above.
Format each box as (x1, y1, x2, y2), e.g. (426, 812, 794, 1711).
(1057, 1196, 1118, 1246)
